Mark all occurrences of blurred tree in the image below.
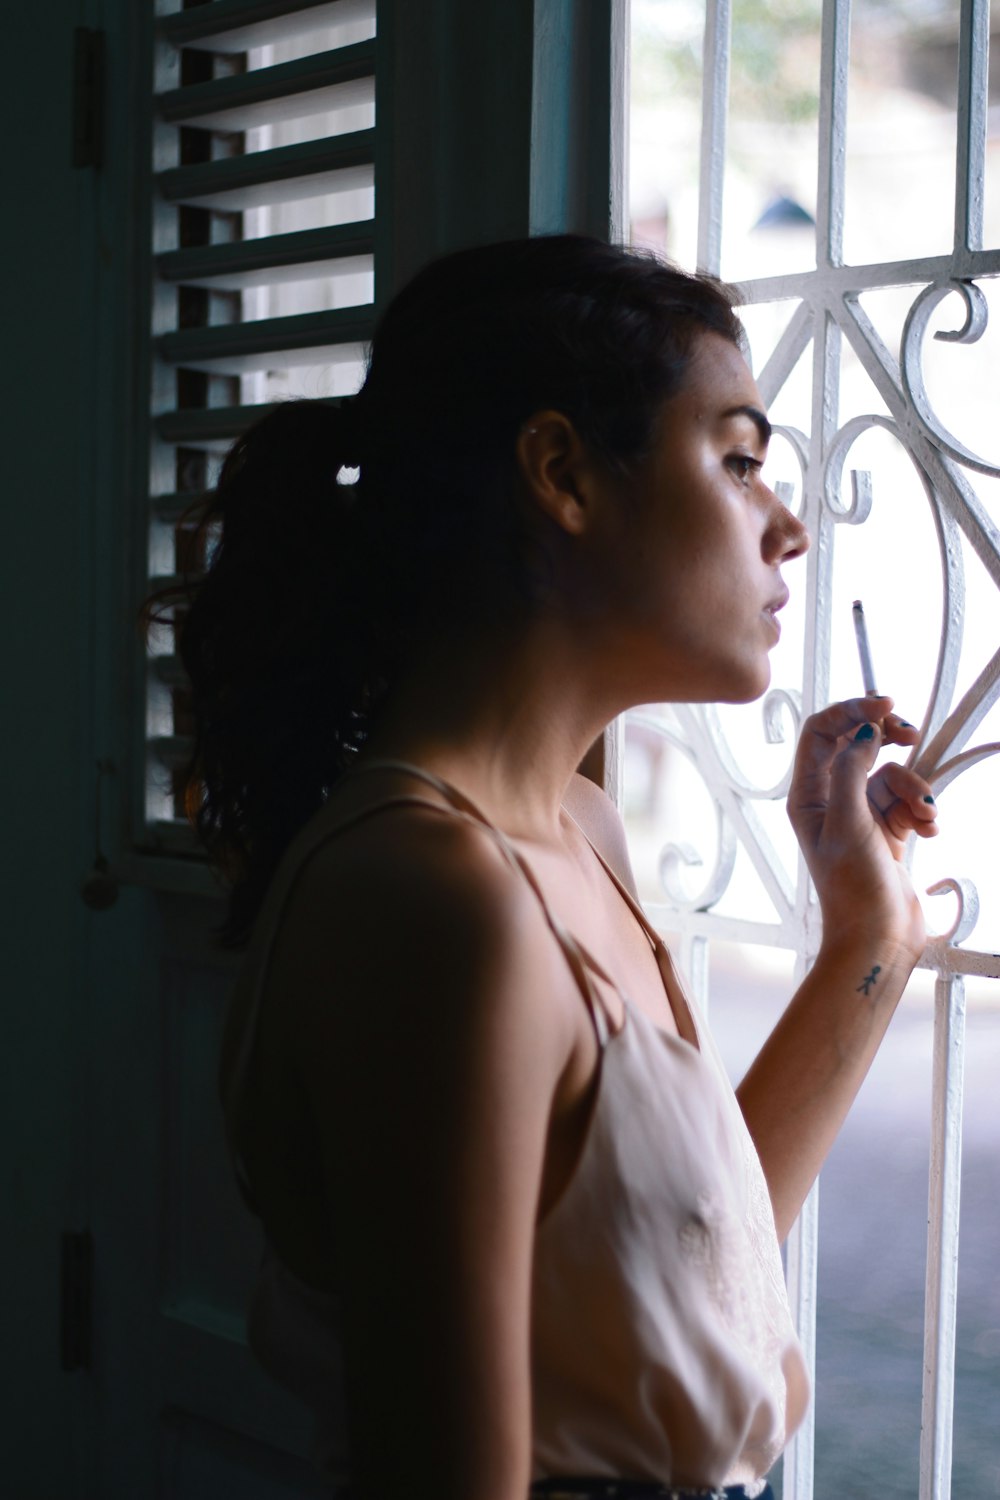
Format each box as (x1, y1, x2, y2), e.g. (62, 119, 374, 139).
(632, 0, 821, 124)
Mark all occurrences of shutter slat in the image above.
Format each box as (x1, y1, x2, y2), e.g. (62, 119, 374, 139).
(158, 0, 375, 54)
(156, 398, 349, 446)
(153, 656, 190, 689)
(157, 42, 374, 132)
(156, 407, 256, 446)
(157, 129, 375, 211)
(148, 822, 203, 856)
(152, 491, 212, 523)
(157, 222, 373, 289)
(156, 399, 346, 447)
(159, 306, 373, 372)
(148, 573, 194, 593)
(151, 735, 194, 772)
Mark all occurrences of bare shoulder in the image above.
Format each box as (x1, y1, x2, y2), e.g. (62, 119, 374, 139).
(562, 771, 640, 899)
(284, 801, 547, 970)
(270, 802, 577, 1081)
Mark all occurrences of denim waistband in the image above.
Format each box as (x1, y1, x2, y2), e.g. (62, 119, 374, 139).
(529, 1481, 773, 1500)
(334, 1478, 772, 1499)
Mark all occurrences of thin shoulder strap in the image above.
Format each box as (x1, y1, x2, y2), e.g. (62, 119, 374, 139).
(346, 760, 613, 1046)
(558, 805, 662, 950)
(560, 806, 702, 1049)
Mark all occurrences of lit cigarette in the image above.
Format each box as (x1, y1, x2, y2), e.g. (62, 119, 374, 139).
(852, 599, 878, 696)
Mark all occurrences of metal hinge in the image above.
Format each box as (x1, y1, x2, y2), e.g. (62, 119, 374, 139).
(60, 1230, 94, 1372)
(72, 27, 105, 169)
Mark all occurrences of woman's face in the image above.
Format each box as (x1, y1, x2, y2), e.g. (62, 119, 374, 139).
(591, 329, 809, 705)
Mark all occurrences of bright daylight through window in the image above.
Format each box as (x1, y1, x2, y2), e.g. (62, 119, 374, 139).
(628, 3, 1000, 1498)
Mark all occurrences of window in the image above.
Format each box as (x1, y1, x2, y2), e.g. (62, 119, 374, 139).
(627, 3, 1000, 1496)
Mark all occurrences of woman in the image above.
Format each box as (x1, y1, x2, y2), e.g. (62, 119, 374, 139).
(180, 236, 936, 1499)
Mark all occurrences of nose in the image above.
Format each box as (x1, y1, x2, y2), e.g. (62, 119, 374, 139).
(767, 491, 810, 563)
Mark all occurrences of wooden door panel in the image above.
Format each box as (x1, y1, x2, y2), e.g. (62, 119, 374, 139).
(160, 1408, 329, 1499)
(153, 906, 325, 1488)
(162, 956, 258, 1333)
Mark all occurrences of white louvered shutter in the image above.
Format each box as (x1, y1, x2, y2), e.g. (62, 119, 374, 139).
(145, 0, 377, 850)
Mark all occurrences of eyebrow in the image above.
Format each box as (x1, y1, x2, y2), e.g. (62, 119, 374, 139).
(723, 405, 772, 448)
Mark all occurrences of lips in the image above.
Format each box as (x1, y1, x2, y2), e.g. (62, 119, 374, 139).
(763, 589, 789, 639)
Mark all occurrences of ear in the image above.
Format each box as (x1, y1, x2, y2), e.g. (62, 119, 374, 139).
(514, 411, 595, 537)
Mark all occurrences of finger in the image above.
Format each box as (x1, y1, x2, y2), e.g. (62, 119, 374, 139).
(877, 761, 936, 811)
(882, 712, 921, 748)
(821, 719, 886, 844)
(790, 719, 887, 858)
(883, 803, 938, 841)
(789, 700, 891, 844)
(870, 763, 939, 840)
(797, 695, 895, 750)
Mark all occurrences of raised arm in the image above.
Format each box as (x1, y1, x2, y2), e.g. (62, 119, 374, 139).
(282, 811, 576, 1500)
(737, 694, 938, 1241)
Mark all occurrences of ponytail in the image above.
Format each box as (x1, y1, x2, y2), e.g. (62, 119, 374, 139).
(176, 399, 377, 946)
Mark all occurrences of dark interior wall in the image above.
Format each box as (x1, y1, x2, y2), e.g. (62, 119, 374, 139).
(3, 4, 171, 1490)
(3, 1, 97, 1487)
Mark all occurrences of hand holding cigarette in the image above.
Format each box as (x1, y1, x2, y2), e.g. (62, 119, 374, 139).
(846, 599, 937, 842)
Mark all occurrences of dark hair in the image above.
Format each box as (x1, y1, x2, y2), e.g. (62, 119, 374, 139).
(164, 234, 741, 944)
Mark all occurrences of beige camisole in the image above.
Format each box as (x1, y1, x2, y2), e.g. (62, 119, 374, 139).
(222, 762, 809, 1494)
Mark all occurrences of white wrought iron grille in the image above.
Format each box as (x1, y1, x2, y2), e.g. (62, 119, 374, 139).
(143, 0, 376, 851)
(627, 3, 1000, 1498)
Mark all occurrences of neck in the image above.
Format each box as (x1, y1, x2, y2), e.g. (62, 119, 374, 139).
(360, 613, 626, 842)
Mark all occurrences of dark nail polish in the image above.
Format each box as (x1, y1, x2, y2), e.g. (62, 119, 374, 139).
(854, 723, 875, 742)
(923, 794, 936, 805)
(900, 720, 915, 729)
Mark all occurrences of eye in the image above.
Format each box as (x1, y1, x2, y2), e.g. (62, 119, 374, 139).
(727, 453, 763, 486)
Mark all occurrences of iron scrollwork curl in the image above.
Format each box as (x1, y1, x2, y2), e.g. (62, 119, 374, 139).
(901, 278, 1000, 478)
(627, 712, 737, 914)
(822, 412, 894, 524)
(703, 689, 802, 803)
(769, 422, 809, 518)
(925, 877, 981, 947)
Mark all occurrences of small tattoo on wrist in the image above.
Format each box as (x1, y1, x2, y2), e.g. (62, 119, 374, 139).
(857, 964, 882, 996)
